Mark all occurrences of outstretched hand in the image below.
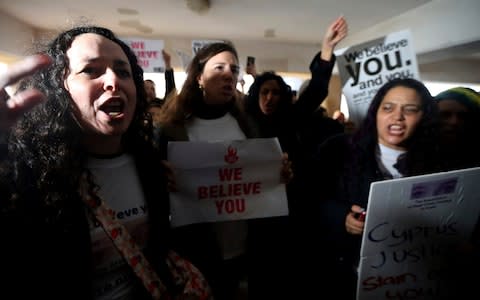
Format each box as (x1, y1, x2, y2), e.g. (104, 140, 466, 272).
(0, 54, 52, 131)
(324, 15, 348, 49)
(321, 15, 348, 61)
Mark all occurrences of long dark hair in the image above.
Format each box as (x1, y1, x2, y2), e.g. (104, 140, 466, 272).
(158, 42, 243, 126)
(352, 78, 443, 175)
(245, 71, 292, 137)
(7, 25, 150, 209)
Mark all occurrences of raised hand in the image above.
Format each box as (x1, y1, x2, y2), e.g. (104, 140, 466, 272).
(321, 16, 349, 61)
(0, 54, 52, 131)
(324, 16, 348, 48)
(162, 49, 172, 70)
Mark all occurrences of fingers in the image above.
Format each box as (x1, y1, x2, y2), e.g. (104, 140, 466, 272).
(6, 89, 46, 113)
(351, 204, 364, 213)
(322, 16, 348, 56)
(332, 15, 344, 30)
(345, 211, 365, 235)
(331, 19, 348, 44)
(328, 16, 348, 37)
(0, 89, 47, 131)
(0, 55, 51, 130)
(0, 54, 52, 89)
(345, 204, 365, 235)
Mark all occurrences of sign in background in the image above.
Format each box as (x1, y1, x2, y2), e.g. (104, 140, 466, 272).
(167, 138, 289, 227)
(357, 167, 480, 300)
(335, 30, 420, 127)
(122, 38, 165, 72)
(191, 39, 226, 56)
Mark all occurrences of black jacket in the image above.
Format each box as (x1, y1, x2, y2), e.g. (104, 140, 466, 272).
(0, 146, 172, 300)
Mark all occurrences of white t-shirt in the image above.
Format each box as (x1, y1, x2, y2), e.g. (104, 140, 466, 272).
(186, 113, 246, 142)
(87, 154, 148, 300)
(186, 113, 248, 260)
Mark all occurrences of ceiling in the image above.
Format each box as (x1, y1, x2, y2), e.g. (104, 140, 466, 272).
(0, 0, 479, 84)
(0, 0, 433, 44)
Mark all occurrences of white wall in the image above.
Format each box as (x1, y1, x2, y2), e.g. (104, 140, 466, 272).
(0, 10, 36, 58)
(342, 0, 480, 56)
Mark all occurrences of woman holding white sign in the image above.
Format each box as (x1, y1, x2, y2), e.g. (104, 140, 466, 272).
(156, 41, 291, 300)
(311, 78, 448, 299)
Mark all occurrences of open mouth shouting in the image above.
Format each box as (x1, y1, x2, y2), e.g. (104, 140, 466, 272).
(387, 124, 405, 136)
(99, 98, 126, 119)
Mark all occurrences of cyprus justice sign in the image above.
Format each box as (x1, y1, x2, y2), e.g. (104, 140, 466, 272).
(357, 167, 480, 300)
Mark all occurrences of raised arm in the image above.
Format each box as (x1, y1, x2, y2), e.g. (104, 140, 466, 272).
(295, 16, 348, 114)
(162, 49, 176, 98)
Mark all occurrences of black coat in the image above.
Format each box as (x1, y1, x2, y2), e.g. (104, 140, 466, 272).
(0, 146, 172, 300)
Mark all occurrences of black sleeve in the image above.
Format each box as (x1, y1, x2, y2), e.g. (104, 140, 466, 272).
(294, 52, 336, 115)
(164, 68, 176, 99)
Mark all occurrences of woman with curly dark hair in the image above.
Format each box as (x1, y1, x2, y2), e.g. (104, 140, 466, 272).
(309, 77, 448, 299)
(0, 26, 209, 300)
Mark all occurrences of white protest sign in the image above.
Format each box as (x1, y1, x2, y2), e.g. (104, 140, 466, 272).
(167, 138, 289, 227)
(175, 49, 192, 71)
(192, 39, 225, 56)
(335, 30, 420, 126)
(122, 38, 165, 72)
(357, 167, 480, 300)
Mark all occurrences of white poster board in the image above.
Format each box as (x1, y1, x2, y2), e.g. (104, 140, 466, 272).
(335, 30, 420, 126)
(175, 49, 192, 71)
(357, 167, 480, 300)
(191, 39, 225, 56)
(122, 38, 165, 72)
(167, 138, 289, 227)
